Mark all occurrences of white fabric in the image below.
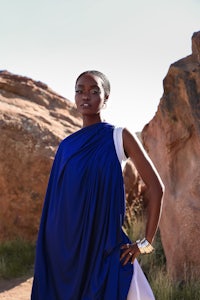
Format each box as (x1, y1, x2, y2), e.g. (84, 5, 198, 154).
(127, 259, 155, 300)
(113, 127, 127, 163)
(113, 127, 155, 300)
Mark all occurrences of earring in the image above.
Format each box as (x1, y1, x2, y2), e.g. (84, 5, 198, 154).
(103, 102, 107, 109)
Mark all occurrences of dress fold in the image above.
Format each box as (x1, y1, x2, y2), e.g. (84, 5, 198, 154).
(31, 122, 133, 300)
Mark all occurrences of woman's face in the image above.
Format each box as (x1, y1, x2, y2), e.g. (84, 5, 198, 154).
(75, 74, 108, 116)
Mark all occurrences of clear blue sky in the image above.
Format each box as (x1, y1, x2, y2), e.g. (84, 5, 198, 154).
(1, 0, 200, 132)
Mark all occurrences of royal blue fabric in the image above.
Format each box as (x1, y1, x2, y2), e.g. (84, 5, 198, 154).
(31, 122, 133, 300)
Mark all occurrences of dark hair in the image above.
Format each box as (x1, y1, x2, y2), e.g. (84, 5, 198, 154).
(75, 70, 111, 97)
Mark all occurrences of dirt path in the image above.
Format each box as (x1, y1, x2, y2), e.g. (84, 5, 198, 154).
(0, 276, 33, 300)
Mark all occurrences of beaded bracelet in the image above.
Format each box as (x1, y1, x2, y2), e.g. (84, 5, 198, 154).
(136, 238, 154, 254)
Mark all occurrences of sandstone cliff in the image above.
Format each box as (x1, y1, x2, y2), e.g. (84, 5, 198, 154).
(0, 71, 82, 241)
(142, 31, 200, 280)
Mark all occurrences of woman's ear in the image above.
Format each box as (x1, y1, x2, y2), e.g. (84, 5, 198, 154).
(105, 94, 109, 101)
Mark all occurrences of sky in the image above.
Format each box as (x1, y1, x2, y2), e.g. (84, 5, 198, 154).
(0, 0, 200, 133)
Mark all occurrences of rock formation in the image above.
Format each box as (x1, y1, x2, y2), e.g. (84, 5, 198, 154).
(142, 31, 200, 280)
(0, 71, 82, 241)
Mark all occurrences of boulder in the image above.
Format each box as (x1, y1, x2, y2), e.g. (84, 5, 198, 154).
(0, 71, 82, 241)
(142, 31, 200, 280)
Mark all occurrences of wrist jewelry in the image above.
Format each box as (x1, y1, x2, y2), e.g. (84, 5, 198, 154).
(136, 238, 154, 254)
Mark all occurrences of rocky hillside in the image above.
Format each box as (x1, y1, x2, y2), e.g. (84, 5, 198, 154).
(0, 71, 82, 241)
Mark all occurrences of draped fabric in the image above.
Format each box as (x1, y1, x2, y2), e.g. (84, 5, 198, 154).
(31, 122, 133, 300)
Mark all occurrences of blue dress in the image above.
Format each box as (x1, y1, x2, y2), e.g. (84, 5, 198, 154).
(31, 122, 133, 300)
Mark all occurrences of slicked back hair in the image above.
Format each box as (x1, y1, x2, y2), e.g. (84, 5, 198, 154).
(75, 70, 111, 98)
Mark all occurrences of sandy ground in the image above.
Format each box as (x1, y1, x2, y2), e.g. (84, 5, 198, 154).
(0, 276, 33, 300)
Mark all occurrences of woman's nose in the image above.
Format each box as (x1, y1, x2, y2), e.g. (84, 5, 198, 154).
(82, 91, 90, 100)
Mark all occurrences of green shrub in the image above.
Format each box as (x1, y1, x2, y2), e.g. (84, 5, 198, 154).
(0, 239, 35, 279)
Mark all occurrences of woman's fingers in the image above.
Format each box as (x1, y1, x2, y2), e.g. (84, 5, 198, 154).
(120, 243, 139, 265)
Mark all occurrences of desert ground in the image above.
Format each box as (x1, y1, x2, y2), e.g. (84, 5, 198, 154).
(0, 276, 33, 300)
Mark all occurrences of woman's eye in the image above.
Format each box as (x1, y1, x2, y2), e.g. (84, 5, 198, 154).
(75, 90, 82, 94)
(91, 90, 100, 94)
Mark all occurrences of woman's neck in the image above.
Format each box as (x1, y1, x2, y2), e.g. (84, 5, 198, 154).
(82, 115, 104, 128)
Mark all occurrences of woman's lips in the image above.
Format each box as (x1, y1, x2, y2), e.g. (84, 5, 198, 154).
(81, 103, 90, 108)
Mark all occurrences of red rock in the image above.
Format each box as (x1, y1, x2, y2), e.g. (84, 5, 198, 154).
(0, 71, 82, 241)
(142, 31, 200, 280)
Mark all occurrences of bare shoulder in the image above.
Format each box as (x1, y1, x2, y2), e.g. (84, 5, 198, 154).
(122, 127, 139, 143)
(122, 127, 145, 159)
(122, 127, 164, 191)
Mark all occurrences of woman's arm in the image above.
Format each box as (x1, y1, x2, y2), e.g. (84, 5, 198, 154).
(120, 128, 164, 265)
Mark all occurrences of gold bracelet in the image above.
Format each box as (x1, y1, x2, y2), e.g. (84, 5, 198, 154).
(136, 238, 154, 254)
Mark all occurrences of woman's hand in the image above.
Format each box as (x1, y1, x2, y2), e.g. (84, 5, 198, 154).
(120, 243, 140, 265)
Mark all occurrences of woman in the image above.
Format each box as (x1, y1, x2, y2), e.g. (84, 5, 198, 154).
(31, 70, 164, 299)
